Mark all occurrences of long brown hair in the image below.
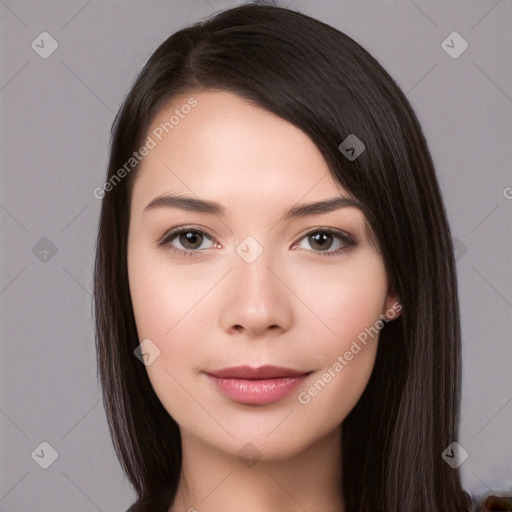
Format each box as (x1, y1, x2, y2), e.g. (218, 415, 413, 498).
(93, 3, 473, 510)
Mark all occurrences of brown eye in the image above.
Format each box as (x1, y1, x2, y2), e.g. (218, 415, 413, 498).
(158, 227, 215, 255)
(178, 231, 204, 250)
(296, 229, 356, 257)
(308, 232, 334, 251)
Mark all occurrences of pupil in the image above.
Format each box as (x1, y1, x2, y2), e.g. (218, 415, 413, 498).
(181, 231, 202, 249)
(310, 232, 332, 251)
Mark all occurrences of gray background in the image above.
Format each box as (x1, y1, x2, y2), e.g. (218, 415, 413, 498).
(1, 0, 511, 510)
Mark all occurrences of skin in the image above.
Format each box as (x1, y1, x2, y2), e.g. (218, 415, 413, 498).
(127, 90, 401, 512)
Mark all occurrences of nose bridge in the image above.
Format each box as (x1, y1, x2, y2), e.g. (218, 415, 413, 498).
(219, 236, 292, 336)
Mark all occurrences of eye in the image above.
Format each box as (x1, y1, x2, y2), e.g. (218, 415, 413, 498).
(294, 229, 356, 256)
(157, 226, 356, 258)
(158, 226, 217, 257)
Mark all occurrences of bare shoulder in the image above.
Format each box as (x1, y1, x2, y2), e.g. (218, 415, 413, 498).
(471, 493, 512, 511)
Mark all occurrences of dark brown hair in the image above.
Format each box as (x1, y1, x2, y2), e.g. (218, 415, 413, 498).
(93, 2, 473, 510)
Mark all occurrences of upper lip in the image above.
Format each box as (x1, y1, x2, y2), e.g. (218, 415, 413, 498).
(205, 365, 310, 380)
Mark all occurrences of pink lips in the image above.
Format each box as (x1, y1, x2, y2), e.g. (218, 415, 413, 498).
(204, 365, 310, 405)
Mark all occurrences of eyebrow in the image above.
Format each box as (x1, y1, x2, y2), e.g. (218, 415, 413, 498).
(142, 193, 364, 220)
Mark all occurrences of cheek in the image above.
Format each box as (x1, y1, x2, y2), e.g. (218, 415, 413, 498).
(128, 244, 209, 340)
(127, 242, 216, 375)
(293, 250, 388, 349)
(128, 246, 209, 423)
(291, 253, 387, 420)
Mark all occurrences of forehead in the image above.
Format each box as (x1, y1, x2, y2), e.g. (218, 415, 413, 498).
(131, 90, 348, 213)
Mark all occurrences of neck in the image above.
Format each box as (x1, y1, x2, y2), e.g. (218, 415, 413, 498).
(169, 426, 344, 512)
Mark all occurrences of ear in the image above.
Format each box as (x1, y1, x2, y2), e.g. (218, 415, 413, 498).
(383, 285, 402, 321)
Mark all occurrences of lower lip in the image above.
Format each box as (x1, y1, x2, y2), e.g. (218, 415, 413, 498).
(205, 373, 309, 405)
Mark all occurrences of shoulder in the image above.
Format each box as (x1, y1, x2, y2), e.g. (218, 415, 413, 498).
(468, 492, 512, 511)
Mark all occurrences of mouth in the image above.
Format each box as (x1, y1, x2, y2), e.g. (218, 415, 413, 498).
(203, 365, 312, 405)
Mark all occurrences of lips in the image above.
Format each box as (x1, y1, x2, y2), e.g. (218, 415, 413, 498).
(204, 365, 311, 405)
(207, 365, 308, 380)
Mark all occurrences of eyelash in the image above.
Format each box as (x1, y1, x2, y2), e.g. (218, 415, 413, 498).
(157, 225, 356, 259)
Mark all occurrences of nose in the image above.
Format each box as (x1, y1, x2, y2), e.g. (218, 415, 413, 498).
(218, 250, 293, 338)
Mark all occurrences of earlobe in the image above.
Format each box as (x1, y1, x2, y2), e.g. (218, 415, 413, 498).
(384, 290, 402, 321)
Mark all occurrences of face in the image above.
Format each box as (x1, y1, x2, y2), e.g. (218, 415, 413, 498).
(127, 90, 400, 460)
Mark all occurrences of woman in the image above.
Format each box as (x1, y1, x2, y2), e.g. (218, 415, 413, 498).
(93, 3, 503, 511)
